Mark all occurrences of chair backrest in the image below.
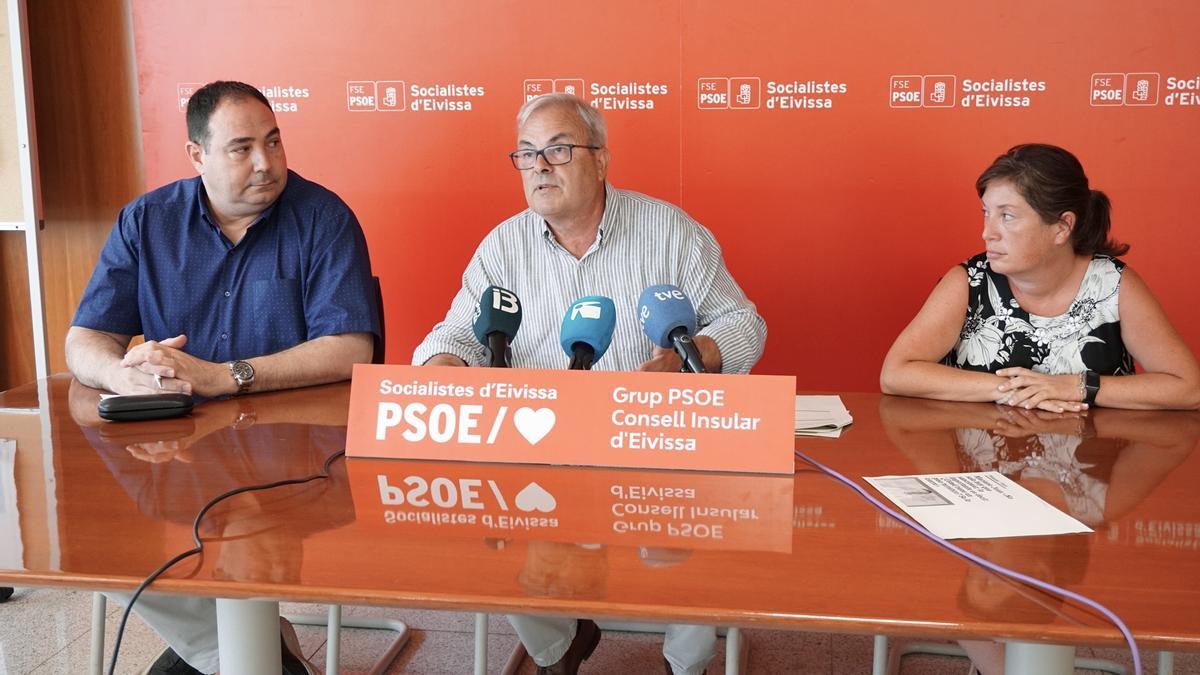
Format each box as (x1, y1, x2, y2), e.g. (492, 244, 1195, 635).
(372, 276, 386, 364)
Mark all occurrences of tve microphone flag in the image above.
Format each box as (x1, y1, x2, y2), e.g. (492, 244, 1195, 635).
(472, 286, 522, 368)
(560, 295, 617, 370)
(637, 284, 708, 373)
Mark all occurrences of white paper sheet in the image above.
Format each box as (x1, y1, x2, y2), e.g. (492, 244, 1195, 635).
(794, 395, 853, 437)
(864, 471, 1092, 539)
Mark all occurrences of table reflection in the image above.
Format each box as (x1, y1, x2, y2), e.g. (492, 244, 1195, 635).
(5, 382, 1199, 648)
(878, 396, 1200, 622)
(66, 380, 356, 584)
(345, 457, 794, 554)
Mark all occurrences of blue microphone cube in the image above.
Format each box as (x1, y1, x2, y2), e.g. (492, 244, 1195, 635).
(472, 285, 523, 344)
(560, 295, 617, 360)
(637, 284, 697, 349)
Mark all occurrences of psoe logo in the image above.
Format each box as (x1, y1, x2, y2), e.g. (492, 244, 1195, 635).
(696, 77, 760, 109)
(554, 79, 585, 97)
(922, 75, 956, 108)
(571, 301, 603, 320)
(697, 77, 729, 109)
(375, 402, 555, 446)
(1089, 72, 1160, 107)
(514, 482, 557, 513)
(729, 77, 761, 109)
(1124, 73, 1160, 106)
(889, 75, 922, 108)
(376, 81, 406, 111)
(1089, 73, 1125, 107)
(523, 78, 586, 102)
(524, 79, 553, 101)
(347, 81, 376, 112)
(177, 83, 202, 112)
(888, 75, 956, 108)
(376, 475, 557, 514)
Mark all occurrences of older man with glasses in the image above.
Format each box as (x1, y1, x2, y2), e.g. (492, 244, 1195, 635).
(413, 94, 765, 674)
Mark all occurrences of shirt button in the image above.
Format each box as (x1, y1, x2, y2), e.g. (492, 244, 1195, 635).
(221, 332, 229, 340)
(224, 290, 231, 297)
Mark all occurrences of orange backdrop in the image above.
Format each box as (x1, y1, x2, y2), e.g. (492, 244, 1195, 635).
(131, 1, 1200, 391)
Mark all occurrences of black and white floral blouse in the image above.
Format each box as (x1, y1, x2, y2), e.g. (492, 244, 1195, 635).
(942, 253, 1134, 376)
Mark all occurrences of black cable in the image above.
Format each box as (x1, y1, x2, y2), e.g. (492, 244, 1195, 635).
(106, 449, 345, 675)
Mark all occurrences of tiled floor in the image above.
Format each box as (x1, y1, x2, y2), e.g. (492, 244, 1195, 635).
(0, 587, 1194, 674)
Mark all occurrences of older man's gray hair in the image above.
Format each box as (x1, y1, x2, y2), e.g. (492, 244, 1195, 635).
(516, 93, 608, 147)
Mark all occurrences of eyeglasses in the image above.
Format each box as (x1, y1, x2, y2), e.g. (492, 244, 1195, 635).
(509, 144, 601, 170)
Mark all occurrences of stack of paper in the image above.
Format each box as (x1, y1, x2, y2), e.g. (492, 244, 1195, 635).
(863, 472, 1091, 539)
(794, 395, 853, 438)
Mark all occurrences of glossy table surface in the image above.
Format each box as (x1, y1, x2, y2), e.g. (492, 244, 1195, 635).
(2, 376, 1199, 650)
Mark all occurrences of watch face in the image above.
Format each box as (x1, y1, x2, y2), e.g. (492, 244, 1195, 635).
(231, 361, 255, 382)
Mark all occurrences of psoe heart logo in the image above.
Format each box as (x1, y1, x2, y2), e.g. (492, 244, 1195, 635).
(513, 407, 556, 445)
(515, 482, 557, 513)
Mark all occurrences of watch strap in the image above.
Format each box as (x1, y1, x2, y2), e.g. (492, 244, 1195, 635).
(1083, 370, 1100, 406)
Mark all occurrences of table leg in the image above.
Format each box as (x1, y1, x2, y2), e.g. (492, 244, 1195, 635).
(1003, 642, 1075, 675)
(474, 613, 488, 675)
(216, 598, 282, 675)
(1159, 651, 1174, 675)
(725, 627, 741, 675)
(326, 604, 341, 675)
(90, 593, 106, 675)
(872, 635, 888, 675)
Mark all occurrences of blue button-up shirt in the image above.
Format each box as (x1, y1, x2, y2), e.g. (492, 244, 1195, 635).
(73, 170, 379, 362)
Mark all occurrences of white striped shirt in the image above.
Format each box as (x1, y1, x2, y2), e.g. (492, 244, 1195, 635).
(412, 185, 766, 373)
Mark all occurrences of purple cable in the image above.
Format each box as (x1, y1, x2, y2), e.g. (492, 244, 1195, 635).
(794, 449, 1142, 675)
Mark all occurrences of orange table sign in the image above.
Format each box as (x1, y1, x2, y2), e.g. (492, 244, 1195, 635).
(346, 458, 795, 552)
(346, 364, 796, 474)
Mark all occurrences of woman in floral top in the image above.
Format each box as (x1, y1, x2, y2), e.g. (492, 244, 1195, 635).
(881, 144, 1200, 412)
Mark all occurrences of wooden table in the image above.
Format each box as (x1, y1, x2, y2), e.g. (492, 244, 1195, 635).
(2, 376, 1198, 674)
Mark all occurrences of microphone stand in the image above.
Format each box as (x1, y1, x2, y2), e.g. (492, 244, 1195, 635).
(669, 330, 708, 374)
(567, 343, 596, 371)
(486, 332, 511, 368)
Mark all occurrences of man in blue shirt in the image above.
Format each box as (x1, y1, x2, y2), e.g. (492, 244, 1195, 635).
(66, 80, 379, 674)
(68, 80, 378, 398)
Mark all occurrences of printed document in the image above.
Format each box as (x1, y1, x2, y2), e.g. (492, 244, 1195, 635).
(794, 395, 853, 438)
(864, 471, 1092, 539)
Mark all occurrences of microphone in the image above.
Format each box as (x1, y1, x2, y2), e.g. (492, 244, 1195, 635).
(559, 296, 616, 370)
(472, 286, 522, 368)
(637, 284, 708, 374)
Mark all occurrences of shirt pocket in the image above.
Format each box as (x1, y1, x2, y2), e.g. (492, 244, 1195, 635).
(246, 278, 306, 353)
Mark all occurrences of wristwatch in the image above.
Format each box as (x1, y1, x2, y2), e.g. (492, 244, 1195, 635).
(228, 360, 255, 394)
(1083, 370, 1100, 406)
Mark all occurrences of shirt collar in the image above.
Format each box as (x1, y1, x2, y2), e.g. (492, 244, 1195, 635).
(195, 174, 284, 235)
(537, 183, 620, 247)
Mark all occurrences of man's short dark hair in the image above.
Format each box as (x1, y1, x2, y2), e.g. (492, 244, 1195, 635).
(186, 81, 271, 150)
